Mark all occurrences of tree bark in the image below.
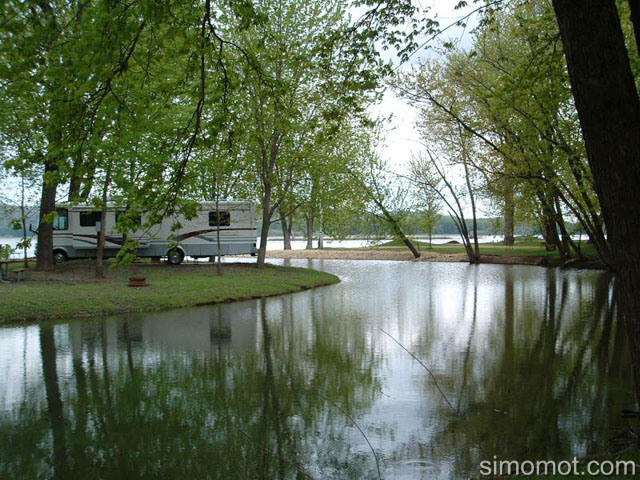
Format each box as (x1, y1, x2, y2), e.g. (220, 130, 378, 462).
(554, 194, 584, 259)
(503, 184, 515, 246)
(317, 207, 324, 249)
(215, 175, 222, 275)
(21, 177, 29, 268)
(35, 161, 58, 271)
(68, 164, 81, 202)
(538, 192, 566, 256)
(541, 215, 559, 252)
(279, 210, 292, 250)
(374, 199, 421, 258)
(305, 214, 314, 249)
(257, 184, 271, 266)
(95, 164, 112, 278)
(463, 160, 480, 260)
(552, 0, 640, 407)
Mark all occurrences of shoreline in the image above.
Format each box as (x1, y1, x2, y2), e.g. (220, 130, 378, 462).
(0, 262, 339, 325)
(266, 249, 607, 270)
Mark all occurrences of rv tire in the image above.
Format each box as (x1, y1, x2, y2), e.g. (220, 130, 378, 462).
(53, 250, 68, 264)
(167, 248, 184, 265)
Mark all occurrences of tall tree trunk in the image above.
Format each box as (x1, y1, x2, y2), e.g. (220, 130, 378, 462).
(552, 0, 640, 408)
(538, 192, 566, 256)
(79, 177, 94, 201)
(374, 199, 421, 258)
(280, 210, 292, 250)
(68, 163, 81, 202)
(36, 161, 58, 271)
(95, 164, 112, 278)
(554, 194, 584, 259)
(21, 176, 28, 268)
(305, 214, 314, 249)
(286, 216, 292, 248)
(257, 183, 271, 267)
(541, 215, 559, 252)
(503, 184, 515, 246)
(463, 160, 480, 260)
(216, 184, 222, 275)
(317, 207, 324, 249)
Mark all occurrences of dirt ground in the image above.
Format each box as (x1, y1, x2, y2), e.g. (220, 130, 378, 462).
(268, 249, 469, 262)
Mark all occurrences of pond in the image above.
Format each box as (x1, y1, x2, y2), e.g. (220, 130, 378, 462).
(0, 260, 634, 479)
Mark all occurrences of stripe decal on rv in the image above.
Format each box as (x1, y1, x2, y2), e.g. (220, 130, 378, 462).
(71, 234, 125, 245)
(176, 228, 255, 242)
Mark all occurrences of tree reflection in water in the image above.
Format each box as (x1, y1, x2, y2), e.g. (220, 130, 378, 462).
(411, 269, 631, 476)
(1, 296, 380, 478)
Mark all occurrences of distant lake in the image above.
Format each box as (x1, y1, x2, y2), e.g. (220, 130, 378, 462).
(0, 234, 503, 260)
(0, 236, 36, 259)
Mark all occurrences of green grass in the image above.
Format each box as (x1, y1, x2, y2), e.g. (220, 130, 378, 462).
(0, 261, 339, 323)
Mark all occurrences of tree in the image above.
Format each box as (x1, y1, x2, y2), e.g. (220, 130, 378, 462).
(395, 1, 611, 265)
(551, 0, 640, 408)
(0, 1, 155, 270)
(415, 172, 441, 249)
(11, 174, 38, 269)
(410, 150, 479, 263)
(352, 151, 421, 258)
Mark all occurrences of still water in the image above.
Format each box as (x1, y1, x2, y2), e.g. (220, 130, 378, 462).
(0, 260, 634, 479)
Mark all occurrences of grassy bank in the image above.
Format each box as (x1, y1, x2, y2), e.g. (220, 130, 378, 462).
(372, 236, 599, 258)
(0, 261, 339, 323)
(263, 236, 604, 268)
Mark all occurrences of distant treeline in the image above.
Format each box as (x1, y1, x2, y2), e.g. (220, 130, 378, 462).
(281, 212, 544, 239)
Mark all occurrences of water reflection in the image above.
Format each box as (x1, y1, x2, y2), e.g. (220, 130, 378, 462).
(0, 261, 634, 479)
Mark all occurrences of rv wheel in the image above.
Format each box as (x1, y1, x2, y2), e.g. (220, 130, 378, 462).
(53, 251, 67, 264)
(167, 248, 184, 265)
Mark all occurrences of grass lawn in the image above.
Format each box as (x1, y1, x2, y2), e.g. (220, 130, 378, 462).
(0, 261, 339, 323)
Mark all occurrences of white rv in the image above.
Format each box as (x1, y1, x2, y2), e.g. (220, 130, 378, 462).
(51, 201, 257, 264)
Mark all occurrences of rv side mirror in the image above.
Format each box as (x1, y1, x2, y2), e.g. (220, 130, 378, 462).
(96, 221, 101, 233)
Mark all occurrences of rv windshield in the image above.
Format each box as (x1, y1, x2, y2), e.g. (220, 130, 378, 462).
(52, 208, 68, 230)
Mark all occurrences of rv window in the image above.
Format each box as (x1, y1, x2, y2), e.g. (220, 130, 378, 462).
(79, 211, 102, 227)
(209, 211, 230, 227)
(52, 209, 68, 231)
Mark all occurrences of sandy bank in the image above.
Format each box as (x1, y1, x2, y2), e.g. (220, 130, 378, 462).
(267, 249, 606, 269)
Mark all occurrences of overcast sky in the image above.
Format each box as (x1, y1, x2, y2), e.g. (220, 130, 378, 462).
(373, 0, 478, 175)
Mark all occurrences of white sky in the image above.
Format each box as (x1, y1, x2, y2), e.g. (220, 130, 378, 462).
(373, 0, 478, 175)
